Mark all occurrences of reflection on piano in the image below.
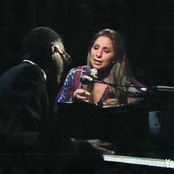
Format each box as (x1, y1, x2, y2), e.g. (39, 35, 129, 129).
(103, 154, 173, 168)
(56, 90, 174, 172)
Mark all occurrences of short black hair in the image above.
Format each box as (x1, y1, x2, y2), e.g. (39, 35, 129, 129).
(22, 27, 61, 65)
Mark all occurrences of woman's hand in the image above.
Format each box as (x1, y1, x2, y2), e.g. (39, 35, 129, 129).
(73, 89, 90, 102)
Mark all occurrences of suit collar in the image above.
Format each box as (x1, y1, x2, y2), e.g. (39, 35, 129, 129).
(22, 59, 47, 81)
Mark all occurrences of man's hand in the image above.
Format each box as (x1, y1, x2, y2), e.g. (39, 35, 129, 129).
(87, 139, 116, 155)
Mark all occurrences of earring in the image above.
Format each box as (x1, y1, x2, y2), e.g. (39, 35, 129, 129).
(112, 61, 115, 64)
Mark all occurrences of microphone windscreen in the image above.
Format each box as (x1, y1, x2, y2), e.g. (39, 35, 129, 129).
(90, 68, 98, 78)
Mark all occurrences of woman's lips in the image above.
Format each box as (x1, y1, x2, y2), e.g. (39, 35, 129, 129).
(93, 59, 102, 65)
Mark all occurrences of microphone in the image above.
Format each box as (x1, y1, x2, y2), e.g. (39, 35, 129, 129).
(80, 68, 98, 85)
(80, 75, 94, 84)
(90, 68, 98, 78)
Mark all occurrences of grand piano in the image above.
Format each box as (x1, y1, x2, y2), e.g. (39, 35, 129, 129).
(56, 89, 174, 173)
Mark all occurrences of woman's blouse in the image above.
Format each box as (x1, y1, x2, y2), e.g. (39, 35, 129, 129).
(56, 66, 87, 103)
(55, 65, 145, 106)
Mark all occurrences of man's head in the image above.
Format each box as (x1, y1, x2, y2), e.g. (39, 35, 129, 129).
(22, 27, 71, 82)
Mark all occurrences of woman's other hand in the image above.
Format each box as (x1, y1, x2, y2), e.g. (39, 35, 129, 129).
(102, 98, 123, 108)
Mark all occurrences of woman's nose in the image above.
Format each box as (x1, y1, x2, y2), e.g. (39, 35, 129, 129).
(96, 49, 102, 58)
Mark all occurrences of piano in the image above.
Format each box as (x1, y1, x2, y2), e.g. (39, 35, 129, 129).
(56, 89, 174, 173)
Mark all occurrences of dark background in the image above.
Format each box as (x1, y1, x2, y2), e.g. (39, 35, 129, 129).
(0, 0, 174, 87)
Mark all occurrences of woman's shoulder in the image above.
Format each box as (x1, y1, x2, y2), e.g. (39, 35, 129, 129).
(0, 61, 40, 80)
(62, 65, 87, 87)
(68, 65, 88, 75)
(70, 65, 87, 71)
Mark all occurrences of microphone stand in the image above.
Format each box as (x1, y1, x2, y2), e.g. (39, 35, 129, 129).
(93, 78, 148, 97)
(81, 75, 174, 98)
(91, 78, 174, 113)
(94, 78, 174, 93)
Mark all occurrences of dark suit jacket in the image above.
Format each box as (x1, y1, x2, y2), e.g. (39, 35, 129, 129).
(0, 60, 49, 150)
(0, 61, 49, 172)
(0, 61, 77, 173)
(0, 60, 103, 174)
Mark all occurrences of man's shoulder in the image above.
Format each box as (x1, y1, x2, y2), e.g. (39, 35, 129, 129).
(3, 61, 38, 73)
(0, 61, 42, 83)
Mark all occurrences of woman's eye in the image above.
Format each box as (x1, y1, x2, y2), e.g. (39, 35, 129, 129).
(104, 49, 110, 53)
(93, 45, 99, 50)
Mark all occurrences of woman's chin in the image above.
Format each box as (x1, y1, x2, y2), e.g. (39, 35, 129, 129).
(92, 65, 101, 70)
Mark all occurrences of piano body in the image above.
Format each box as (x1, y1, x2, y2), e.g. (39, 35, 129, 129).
(56, 90, 174, 173)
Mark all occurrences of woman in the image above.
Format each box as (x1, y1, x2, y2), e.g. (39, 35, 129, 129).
(56, 29, 144, 107)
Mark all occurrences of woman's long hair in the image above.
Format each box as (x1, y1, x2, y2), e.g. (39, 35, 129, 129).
(86, 29, 134, 103)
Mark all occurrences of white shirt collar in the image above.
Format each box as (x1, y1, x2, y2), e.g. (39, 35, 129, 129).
(23, 59, 47, 81)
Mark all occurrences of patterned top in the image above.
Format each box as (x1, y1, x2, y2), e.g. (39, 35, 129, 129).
(55, 65, 145, 106)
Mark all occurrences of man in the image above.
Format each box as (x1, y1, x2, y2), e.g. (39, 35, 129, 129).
(0, 27, 75, 174)
(0, 27, 111, 174)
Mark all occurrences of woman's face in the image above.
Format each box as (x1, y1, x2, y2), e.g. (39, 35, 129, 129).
(90, 36, 115, 72)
